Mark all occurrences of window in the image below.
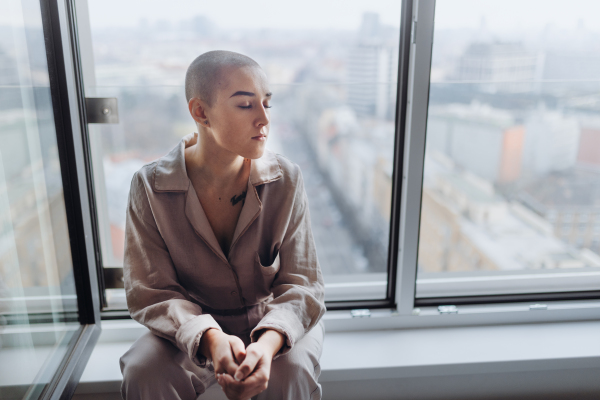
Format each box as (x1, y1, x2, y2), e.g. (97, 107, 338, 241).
(67, 0, 600, 316)
(414, 0, 600, 303)
(4, 1, 600, 397)
(0, 0, 100, 397)
(80, 0, 404, 309)
(31, 0, 597, 325)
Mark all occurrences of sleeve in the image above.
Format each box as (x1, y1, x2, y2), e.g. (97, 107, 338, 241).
(249, 166, 326, 358)
(123, 171, 222, 367)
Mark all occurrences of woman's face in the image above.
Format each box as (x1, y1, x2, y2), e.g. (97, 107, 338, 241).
(203, 65, 272, 160)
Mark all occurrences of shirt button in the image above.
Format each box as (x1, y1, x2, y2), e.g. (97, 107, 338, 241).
(231, 291, 237, 296)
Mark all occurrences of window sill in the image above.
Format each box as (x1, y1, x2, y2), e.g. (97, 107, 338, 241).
(74, 317, 600, 399)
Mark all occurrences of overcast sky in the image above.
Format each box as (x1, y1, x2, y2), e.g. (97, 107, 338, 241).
(3, 0, 599, 33)
(86, 0, 402, 30)
(82, 0, 599, 32)
(435, 0, 600, 31)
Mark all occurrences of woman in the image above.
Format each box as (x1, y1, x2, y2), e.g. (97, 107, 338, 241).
(119, 50, 326, 400)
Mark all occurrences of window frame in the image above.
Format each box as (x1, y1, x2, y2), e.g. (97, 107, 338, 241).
(75, 0, 413, 313)
(32, 0, 102, 397)
(71, 0, 600, 325)
(398, 0, 600, 317)
(0, 0, 102, 397)
(325, 0, 414, 311)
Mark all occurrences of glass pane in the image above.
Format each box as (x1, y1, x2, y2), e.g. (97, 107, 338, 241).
(416, 0, 600, 298)
(0, 0, 80, 398)
(84, 1, 402, 304)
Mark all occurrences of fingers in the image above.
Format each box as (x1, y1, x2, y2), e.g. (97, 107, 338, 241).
(237, 366, 268, 388)
(229, 337, 247, 365)
(233, 346, 261, 382)
(217, 373, 237, 387)
(212, 336, 242, 377)
(220, 355, 240, 377)
(217, 374, 244, 400)
(217, 370, 268, 400)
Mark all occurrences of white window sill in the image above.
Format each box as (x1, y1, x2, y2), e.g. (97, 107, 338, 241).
(74, 317, 600, 399)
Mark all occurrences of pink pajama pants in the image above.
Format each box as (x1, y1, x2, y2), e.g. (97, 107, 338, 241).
(119, 320, 324, 400)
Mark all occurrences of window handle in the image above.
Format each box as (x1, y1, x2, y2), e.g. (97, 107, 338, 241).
(351, 309, 371, 318)
(438, 305, 458, 314)
(86, 97, 119, 124)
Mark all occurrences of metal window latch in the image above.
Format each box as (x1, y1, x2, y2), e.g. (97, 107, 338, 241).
(529, 304, 548, 311)
(438, 305, 458, 314)
(351, 309, 371, 318)
(85, 97, 119, 124)
(410, 18, 417, 44)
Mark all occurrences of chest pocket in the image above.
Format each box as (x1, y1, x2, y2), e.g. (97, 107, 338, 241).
(255, 250, 281, 276)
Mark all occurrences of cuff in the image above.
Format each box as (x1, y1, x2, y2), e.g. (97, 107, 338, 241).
(250, 309, 304, 359)
(175, 314, 222, 367)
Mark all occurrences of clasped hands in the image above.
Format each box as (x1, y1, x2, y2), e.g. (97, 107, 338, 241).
(199, 328, 284, 400)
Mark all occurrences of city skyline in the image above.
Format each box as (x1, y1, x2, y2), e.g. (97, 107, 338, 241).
(2, 5, 600, 301)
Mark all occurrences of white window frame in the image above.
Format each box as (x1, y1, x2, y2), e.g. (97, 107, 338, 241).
(75, 0, 600, 327)
(362, 0, 600, 332)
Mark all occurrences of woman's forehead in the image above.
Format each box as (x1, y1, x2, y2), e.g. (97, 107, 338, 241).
(218, 66, 270, 99)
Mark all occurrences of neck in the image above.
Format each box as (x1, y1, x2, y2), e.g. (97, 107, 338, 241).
(184, 131, 250, 190)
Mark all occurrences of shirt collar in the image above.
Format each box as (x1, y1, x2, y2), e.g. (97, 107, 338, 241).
(153, 133, 283, 192)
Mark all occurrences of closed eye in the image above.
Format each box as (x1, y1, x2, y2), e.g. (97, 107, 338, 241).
(238, 104, 272, 109)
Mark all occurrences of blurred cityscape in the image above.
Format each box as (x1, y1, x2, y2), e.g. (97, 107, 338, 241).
(87, 12, 400, 284)
(420, 17, 600, 275)
(65, 10, 600, 279)
(2, 6, 600, 299)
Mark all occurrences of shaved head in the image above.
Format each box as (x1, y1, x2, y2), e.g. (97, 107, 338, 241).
(185, 50, 260, 106)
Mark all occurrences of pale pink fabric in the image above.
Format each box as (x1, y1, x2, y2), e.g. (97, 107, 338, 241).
(119, 320, 325, 400)
(123, 132, 326, 367)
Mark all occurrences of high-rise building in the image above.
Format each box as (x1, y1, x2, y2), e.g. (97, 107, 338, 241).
(419, 156, 586, 273)
(542, 50, 600, 92)
(347, 13, 399, 120)
(522, 110, 580, 176)
(457, 42, 542, 93)
(519, 167, 600, 254)
(425, 102, 525, 184)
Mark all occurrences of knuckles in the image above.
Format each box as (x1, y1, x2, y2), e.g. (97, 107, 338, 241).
(216, 355, 229, 365)
(239, 365, 251, 375)
(247, 347, 263, 357)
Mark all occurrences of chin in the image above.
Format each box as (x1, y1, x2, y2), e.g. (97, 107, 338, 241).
(241, 146, 265, 160)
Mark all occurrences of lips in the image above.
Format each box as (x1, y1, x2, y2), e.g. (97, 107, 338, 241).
(253, 127, 267, 140)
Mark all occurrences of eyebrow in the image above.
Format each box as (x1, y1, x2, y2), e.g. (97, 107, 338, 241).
(230, 91, 272, 98)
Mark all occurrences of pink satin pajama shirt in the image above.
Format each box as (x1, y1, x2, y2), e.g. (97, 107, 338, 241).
(123, 134, 326, 367)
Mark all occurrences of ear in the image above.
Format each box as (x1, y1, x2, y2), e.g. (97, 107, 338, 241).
(188, 97, 209, 124)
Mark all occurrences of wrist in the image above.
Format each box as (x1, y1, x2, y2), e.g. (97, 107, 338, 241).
(199, 328, 222, 360)
(257, 329, 285, 358)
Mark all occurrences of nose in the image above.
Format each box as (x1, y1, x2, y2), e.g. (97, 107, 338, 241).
(255, 104, 270, 128)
